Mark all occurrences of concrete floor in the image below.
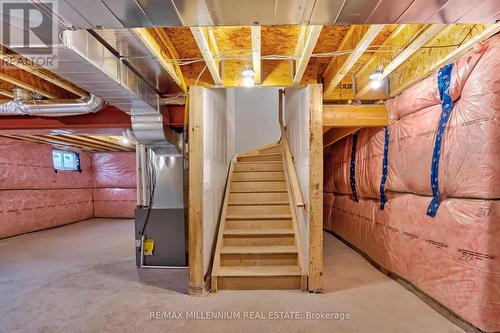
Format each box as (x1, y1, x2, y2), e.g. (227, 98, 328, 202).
(0, 218, 466, 333)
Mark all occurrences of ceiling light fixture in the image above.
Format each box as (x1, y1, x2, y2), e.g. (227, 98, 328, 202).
(242, 65, 255, 78)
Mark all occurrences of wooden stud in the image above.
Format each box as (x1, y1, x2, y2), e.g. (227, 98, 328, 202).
(323, 104, 388, 127)
(251, 25, 261, 84)
(323, 25, 385, 97)
(308, 84, 323, 293)
(293, 25, 323, 84)
(323, 127, 360, 148)
(188, 86, 205, 295)
(356, 24, 445, 97)
(190, 27, 223, 86)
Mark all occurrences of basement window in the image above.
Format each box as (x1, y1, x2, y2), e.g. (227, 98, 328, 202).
(52, 150, 81, 172)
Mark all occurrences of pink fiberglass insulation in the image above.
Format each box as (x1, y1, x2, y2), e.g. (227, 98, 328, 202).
(92, 152, 136, 188)
(0, 137, 92, 190)
(327, 34, 500, 200)
(93, 188, 136, 218)
(388, 39, 488, 120)
(0, 189, 93, 239)
(327, 194, 500, 332)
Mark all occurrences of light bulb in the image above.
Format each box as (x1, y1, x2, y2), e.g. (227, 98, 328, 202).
(121, 137, 130, 144)
(243, 76, 254, 87)
(371, 79, 383, 89)
(242, 66, 255, 78)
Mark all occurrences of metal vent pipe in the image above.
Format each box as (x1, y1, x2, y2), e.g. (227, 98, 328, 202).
(0, 88, 105, 117)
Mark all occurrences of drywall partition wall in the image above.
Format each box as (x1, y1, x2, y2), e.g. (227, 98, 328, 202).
(232, 87, 281, 154)
(189, 86, 235, 294)
(92, 152, 136, 218)
(0, 137, 93, 239)
(284, 86, 310, 268)
(284, 85, 323, 292)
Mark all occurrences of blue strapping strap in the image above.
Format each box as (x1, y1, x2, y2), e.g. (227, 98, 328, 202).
(379, 126, 389, 210)
(350, 133, 359, 202)
(427, 63, 454, 217)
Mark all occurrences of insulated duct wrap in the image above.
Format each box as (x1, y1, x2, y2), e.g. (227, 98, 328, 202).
(324, 34, 500, 332)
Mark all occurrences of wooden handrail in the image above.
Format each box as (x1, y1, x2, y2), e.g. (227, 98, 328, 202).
(210, 155, 237, 291)
(278, 89, 305, 207)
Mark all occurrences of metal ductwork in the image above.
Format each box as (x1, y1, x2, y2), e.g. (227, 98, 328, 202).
(6, 28, 177, 146)
(0, 88, 105, 117)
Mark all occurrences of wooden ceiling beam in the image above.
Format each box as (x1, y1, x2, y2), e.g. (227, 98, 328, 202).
(323, 25, 385, 97)
(190, 27, 222, 86)
(44, 134, 112, 151)
(323, 104, 388, 127)
(251, 25, 261, 84)
(8, 134, 99, 151)
(69, 135, 131, 151)
(390, 23, 500, 96)
(356, 24, 445, 97)
(133, 28, 187, 92)
(324, 127, 360, 148)
(293, 25, 322, 84)
(0, 72, 58, 99)
(0, 49, 87, 97)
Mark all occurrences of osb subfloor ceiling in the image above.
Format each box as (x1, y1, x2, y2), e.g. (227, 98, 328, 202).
(0, 23, 497, 106)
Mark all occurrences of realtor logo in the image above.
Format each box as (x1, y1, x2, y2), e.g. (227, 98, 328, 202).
(1, 0, 58, 68)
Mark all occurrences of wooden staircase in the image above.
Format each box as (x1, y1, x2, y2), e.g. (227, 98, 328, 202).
(211, 143, 306, 291)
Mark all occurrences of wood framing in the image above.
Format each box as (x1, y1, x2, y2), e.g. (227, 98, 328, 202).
(190, 27, 223, 86)
(356, 24, 445, 97)
(293, 25, 323, 84)
(323, 127, 360, 148)
(251, 25, 261, 84)
(308, 84, 323, 293)
(390, 23, 499, 96)
(323, 104, 388, 127)
(0, 72, 58, 99)
(210, 156, 237, 292)
(323, 25, 384, 97)
(188, 86, 205, 295)
(133, 28, 187, 92)
(0, 49, 87, 97)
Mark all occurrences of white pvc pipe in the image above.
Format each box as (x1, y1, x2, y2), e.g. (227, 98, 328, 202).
(135, 143, 142, 206)
(140, 145, 148, 206)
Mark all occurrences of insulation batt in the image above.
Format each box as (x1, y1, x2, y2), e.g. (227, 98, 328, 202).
(388, 40, 488, 121)
(0, 189, 93, 239)
(92, 152, 136, 188)
(93, 188, 136, 219)
(327, 195, 500, 333)
(327, 34, 500, 200)
(324, 35, 500, 332)
(0, 137, 92, 190)
(0, 138, 137, 239)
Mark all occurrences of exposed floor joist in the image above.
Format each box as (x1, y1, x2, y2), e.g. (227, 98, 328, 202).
(0, 72, 58, 99)
(322, 104, 388, 127)
(0, 48, 88, 98)
(251, 25, 261, 84)
(390, 23, 499, 96)
(323, 25, 385, 97)
(323, 127, 360, 148)
(190, 27, 223, 86)
(356, 24, 445, 97)
(133, 28, 187, 92)
(293, 25, 322, 85)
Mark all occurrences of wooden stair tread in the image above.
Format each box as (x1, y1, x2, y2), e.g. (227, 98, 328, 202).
(226, 214, 292, 220)
(221, 245, 298, 254)
(224, 228, 294, 236)
(217, 265, 301, 277)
